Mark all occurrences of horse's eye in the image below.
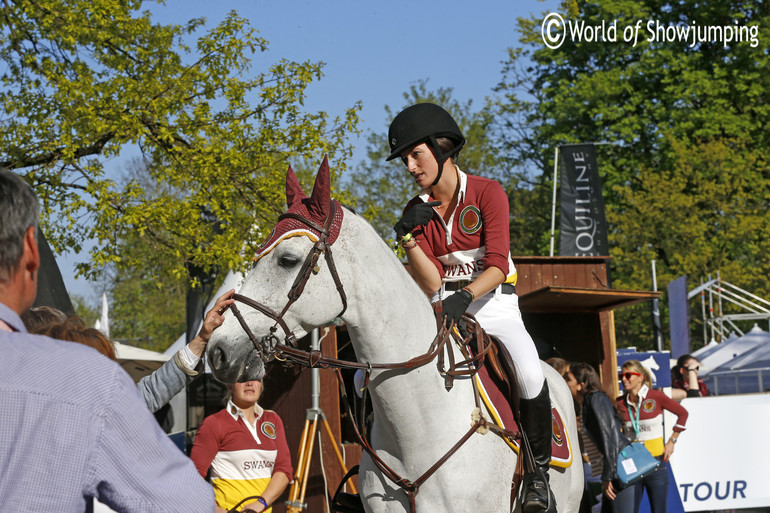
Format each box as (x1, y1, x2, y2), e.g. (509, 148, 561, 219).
(278, 255, 300, 269)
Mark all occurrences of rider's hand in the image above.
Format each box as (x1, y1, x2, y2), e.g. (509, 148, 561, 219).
(441, 289, 473, 328)
(394, 201, 441, 238)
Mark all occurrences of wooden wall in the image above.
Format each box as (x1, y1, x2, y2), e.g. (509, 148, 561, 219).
(514, 256, 611, 294)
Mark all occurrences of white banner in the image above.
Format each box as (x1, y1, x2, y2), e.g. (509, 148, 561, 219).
(669, 394, 770, 510)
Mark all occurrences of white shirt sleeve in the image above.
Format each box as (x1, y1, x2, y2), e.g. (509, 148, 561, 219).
(180, 344, 201, 370)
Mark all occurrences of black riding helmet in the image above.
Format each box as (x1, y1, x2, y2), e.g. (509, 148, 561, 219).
(386, 103, 466, 186)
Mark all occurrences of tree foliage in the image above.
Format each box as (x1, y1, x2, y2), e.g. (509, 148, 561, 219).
(0, 0, 360, 282)
(496, 0, 769, 348)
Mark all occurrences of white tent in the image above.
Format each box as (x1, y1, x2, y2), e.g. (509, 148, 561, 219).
(713, 326, 770, 371)
(691, 339, 720, 359)
(691, 331, 740, 360)
(700, 325, 770, 375)
(114, 341, 170, 382)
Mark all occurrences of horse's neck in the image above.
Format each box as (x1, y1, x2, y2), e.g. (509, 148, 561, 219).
(340, 218, 437, 362)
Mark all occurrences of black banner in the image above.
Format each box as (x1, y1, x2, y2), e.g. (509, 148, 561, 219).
(559, 144, 609, 257)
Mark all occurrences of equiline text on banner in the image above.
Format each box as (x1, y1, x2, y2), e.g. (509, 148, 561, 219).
(558, 143, 609, 257)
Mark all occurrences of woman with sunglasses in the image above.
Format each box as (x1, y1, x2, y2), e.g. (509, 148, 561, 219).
(671, 354, 710, 400)
(616, 360, 689, 513)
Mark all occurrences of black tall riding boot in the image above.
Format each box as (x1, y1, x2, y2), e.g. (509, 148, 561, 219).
(519, 380, 556, 513)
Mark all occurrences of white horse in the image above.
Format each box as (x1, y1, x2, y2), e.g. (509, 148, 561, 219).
(207, 159, 583, 513)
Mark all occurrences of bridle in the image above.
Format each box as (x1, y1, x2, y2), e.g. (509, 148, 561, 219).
(227, 200, 347, 361)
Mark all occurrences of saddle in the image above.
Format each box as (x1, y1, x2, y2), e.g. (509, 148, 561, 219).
(477, 327, 520, 411)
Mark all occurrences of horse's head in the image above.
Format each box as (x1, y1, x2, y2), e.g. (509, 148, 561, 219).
(207, 157, 347, 383)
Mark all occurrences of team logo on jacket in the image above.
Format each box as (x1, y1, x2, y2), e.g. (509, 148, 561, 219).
(642, 399, 656, 413)
(261, 421, 277, 439)
(459, 205, 482, 234)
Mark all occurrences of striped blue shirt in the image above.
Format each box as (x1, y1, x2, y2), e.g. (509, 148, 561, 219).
(0, 303, 214, 512)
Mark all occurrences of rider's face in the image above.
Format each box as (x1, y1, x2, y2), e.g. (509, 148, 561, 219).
(401, 143, 439, 188)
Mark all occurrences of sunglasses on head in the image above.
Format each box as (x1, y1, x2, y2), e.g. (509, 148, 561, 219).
(619, 371, 641, 380)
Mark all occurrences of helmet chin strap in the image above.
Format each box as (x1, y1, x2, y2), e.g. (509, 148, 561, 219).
(428, 135, 448, 187)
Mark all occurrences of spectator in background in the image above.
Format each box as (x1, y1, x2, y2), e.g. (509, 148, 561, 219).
(671, 354, 710, 400)
(20, 304, 67, 333)
(25, 289, 234, 413)
(191, 378, 293, 513)
(0, 167, 214, 511)
(569, 362, 633, 513)
(617, 360, 689, 513)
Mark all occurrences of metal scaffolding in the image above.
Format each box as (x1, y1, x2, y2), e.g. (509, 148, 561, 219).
(689, 271, 770, 345)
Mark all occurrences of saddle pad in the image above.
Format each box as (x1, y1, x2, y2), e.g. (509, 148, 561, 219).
(475, 364, 573, 468)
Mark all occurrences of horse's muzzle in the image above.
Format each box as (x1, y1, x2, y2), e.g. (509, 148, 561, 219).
(207, 337, 266, 384)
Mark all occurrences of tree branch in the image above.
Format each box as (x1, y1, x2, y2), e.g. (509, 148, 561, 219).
(1, 131, 115, 169)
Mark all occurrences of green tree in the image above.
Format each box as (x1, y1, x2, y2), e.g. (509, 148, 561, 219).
(496, 0, 770, 348)
(346, 81, 501, 243)
(71, 294, 99, 327)
(1, 0, 360, 283)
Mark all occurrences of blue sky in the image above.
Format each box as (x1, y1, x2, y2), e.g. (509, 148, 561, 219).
(60, 0, 560, 299)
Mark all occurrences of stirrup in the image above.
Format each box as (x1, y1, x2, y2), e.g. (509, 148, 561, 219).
(521, 468, 556, 513)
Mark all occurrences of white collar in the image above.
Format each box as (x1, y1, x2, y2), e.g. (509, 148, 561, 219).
(627, 384, 650, 406)
(226, 399, 264, 422)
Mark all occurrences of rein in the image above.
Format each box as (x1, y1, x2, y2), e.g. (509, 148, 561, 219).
(225, 201, 519, 512)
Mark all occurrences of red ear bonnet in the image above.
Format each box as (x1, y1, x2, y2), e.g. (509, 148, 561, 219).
(285, 165, 308, 207)
(255, 156, 344, 259)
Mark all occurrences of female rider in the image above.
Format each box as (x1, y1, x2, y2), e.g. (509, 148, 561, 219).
(387, 102, 553, 513)
(616, 360, 689, 513)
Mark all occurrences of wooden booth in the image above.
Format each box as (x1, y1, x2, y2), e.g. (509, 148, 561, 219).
(513, 256, 659, 398)
(199, 256, 658, 511)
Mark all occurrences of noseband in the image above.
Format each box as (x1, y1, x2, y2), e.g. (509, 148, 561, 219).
(228, 201, 347, 360)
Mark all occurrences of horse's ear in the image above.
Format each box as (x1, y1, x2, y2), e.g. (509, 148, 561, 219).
(286, 164, 307, 207)
(307, 155, 331, 218)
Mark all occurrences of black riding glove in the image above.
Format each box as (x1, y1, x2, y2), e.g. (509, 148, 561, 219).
(394, 201, 441, 238)
(441, 289, 473, 328)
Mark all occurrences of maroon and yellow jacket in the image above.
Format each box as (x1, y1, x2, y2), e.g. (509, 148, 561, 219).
(191, 402, 293, 511)
(616, 385, 688, 457)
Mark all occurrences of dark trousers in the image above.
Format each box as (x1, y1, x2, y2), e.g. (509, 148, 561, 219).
(632, 461, 669, 513)
(601, 482, 635, 513)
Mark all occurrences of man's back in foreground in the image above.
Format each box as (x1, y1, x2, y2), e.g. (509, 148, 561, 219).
(0, 168, 213, 512)
(0, 304, 214, 511)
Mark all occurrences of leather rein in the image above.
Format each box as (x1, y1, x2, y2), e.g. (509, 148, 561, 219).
(225, 202, 518, 512)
